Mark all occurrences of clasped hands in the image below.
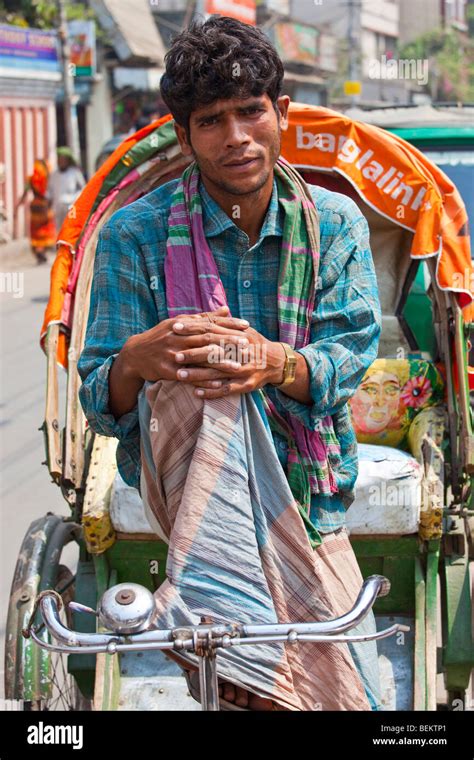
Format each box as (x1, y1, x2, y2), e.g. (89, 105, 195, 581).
(171, 305, 285, 399)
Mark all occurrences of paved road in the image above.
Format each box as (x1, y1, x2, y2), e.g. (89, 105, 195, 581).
(0, 240, 69, 699)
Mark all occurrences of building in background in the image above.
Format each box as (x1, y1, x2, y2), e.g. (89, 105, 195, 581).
(398, 0, 468, 44)
(5, 0, 470, 243)
(90, 0, 166, 163)
(54, 17, 110, 181)
(262, 9, 335, 104)
(257, 0, 337, 104)
(398, 0, 442, 45)
(442, 0, 469, 30)
(154, 0, 334, 105)
(292, 0, 413, 108)
(204, 0, 257, 24)
(397, 0, 470, 103)
(0, 18, 117, 240)
(0, 24, 61, 242)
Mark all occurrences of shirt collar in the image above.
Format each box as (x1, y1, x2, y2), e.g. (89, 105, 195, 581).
(200, 175, 283, 241)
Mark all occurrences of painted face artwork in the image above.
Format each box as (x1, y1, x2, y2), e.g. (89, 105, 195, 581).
(349, 359, 445, 450)
(351, 371, 401, 434)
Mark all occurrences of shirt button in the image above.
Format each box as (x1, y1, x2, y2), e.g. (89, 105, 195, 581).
(243, 280, 251, 288)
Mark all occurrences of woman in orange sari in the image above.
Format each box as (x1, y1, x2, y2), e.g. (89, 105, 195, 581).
(14, 159, 57, 264)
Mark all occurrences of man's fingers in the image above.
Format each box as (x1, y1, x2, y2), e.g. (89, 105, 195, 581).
(178, 305, 229, 321)
(176, 332, 249, 346)
(172, 338, 248, 369)
(192, 379, 249, 398)
(169, 329, 253, 372)
(188, 379, 228, 389)
(175, 343, 244, 367)
(172, 316, 249, 333)
(175, 365, 235, 381)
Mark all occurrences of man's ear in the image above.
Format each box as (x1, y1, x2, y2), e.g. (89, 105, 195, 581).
(276, 95, 290, 131)
(175, 122, 194, 157)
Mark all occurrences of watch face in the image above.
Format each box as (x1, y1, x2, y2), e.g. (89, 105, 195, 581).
(278, 346, 298, 386)
(285, 359, 297, 383)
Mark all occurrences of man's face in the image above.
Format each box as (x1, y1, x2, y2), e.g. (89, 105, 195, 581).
(175, 93, 290, 197)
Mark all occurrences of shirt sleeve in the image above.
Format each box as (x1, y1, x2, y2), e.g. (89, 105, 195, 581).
(77, 213, 159, 442)
(273, 195, 382, 430)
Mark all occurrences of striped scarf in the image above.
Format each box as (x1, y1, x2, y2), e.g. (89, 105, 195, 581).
(164, 156, 340, 547)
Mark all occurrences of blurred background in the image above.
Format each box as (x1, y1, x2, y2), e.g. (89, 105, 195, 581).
(1, 0, 473, 206)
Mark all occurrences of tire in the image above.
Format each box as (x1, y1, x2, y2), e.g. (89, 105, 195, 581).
(4, 514, 93, 711)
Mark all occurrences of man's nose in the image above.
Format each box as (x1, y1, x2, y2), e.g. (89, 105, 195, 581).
(224, 117, 250, 148)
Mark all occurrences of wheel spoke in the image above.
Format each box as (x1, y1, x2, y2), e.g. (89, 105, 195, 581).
(34, 564, 90, 710)
(8, 521, 90, 712)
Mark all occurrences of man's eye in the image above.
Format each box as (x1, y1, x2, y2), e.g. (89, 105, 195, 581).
(244, 108, 263, 115)
(200, 117, 218, 126)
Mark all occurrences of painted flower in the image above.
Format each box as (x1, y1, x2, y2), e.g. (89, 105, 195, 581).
(401, 376, 432, 408)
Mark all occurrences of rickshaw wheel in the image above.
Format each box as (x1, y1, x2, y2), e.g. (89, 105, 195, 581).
(4, 514, 92, 711)
(23, 565, 91, 712)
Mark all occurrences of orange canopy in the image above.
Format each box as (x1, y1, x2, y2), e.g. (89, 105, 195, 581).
(281, 104, 473, 319)
(40, 104, 474, 370)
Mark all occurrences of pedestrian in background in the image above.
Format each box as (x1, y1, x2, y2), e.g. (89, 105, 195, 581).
(14, 158, 56, 265)
(50, 146, 86, 232)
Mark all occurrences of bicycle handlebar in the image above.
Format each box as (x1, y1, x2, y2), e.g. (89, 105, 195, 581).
(24, 574, 409, 656)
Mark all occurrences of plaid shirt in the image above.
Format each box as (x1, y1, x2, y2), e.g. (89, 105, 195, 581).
(78, 176, 381, 533)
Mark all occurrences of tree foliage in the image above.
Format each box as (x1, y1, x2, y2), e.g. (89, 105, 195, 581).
(0, 0, 103, 37)
(399, 27, 474, 103)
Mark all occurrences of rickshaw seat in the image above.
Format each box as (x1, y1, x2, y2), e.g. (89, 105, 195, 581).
(107, 449, 425, 539)
(105, 443, 430, 541)
(110, 472, 164, 539)
(107, 408, 445, 541)
(346, 357, 446, 536)
(347, 444, 423, 535)
(82, 356, 446, 550)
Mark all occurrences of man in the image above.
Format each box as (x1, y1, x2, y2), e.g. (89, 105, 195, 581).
(78, 16, 382, 710)
(50, 146, 86, 231)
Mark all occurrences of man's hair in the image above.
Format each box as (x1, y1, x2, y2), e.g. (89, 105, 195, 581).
(160, 15, 284, 135)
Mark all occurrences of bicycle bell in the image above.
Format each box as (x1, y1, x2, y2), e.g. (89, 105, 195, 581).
(97, 583, 157, 634)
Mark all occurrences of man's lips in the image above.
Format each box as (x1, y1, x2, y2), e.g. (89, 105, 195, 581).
(222, 156, 261, 167)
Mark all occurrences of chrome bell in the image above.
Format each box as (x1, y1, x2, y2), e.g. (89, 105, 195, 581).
(97, 583, 157, 634)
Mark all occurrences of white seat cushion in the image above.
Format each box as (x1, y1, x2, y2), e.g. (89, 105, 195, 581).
(111, 444, 423, 538)
(346, 444, 423, 535)
(110, 472, 158, 535)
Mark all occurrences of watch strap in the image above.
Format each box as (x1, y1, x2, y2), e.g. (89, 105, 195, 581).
(271, 342, 298, 388)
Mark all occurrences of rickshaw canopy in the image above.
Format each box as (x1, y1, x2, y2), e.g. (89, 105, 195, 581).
(40, 103, 474, 370)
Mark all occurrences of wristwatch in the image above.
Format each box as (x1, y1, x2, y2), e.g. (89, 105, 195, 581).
(271, 342, 298, 388)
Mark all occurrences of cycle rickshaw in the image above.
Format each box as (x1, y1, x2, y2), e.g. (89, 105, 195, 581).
(5, 103, 474, 711)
